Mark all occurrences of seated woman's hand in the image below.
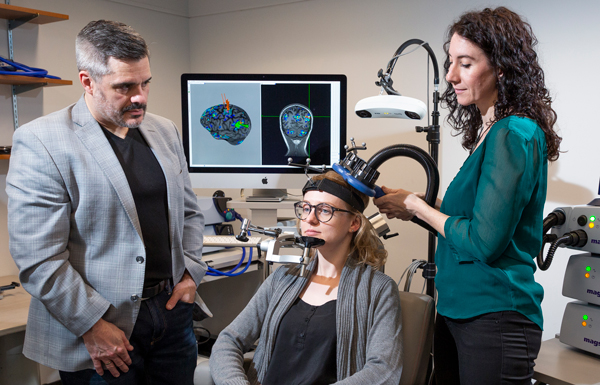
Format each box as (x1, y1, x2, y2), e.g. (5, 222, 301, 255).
(373, 186, 420, 221)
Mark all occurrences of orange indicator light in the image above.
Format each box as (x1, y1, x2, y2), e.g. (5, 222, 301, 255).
(590, 223, 595, 229)
(583, 321, 587, 327)
(585, 273, 591, 278)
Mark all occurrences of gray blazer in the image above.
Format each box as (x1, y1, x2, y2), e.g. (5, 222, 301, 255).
(6, 95, 206, 371)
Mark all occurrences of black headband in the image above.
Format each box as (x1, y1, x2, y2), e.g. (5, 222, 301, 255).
(302, 178, 366, 213)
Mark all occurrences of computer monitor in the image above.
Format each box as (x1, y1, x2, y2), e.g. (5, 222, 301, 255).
(181, 73, 347, 200)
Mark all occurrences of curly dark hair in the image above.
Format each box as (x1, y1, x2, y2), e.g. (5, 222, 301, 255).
(441, 7, 561, 161)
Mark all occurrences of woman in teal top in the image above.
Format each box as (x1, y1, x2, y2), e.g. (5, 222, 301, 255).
(374, 7, 562, 385)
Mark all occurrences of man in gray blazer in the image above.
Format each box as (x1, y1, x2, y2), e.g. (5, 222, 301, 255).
(6, 20, 206, 384)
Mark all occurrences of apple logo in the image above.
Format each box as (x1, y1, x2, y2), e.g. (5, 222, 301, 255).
(262, 177, 268, 185)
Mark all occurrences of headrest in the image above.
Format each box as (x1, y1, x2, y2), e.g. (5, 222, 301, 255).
(302, 178, 365, 213)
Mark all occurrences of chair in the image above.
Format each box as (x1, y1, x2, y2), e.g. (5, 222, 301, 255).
(194, 352, 253, 385)
(194, 291, 435, 385)
(398, 291, 435, 385)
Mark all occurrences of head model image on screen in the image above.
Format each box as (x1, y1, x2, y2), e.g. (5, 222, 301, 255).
(280, 103, 313, 157)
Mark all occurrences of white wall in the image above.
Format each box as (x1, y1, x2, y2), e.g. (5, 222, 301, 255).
(188, 0, 600, 341)
(0, 0, 597, 344)
(0, 0, 190, 277)
(188, 0, 450, 300)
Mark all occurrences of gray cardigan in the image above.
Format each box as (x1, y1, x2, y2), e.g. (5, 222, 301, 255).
(209, 255, 403, 385)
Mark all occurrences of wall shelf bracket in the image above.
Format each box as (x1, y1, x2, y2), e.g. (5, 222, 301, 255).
(8, 13, 38, 30)
(13, 82, 44, 95)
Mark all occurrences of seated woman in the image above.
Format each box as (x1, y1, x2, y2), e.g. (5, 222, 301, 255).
(209, 171, 403, 385)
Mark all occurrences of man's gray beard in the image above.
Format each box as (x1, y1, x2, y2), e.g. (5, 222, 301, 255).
(97, 91, 146, 128)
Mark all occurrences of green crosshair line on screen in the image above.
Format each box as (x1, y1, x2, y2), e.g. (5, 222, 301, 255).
(262, 85, 331, 154)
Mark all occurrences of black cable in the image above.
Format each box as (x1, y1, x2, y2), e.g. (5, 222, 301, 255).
(398, 259, 427, 292)
(537, 210, 566, 270)
(366, 144, 440, 234)
(427, 53, 431, 128)
(540, 229, 587, 271)
(194, 326, 212, 345)
(388, 39, 440, 84)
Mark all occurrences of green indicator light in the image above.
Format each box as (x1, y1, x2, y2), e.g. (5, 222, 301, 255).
(587, 266, 592, 272)
(583, 315, 589, 320)
(591, 216, 597, 222)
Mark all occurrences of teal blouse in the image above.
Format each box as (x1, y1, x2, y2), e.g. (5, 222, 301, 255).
(436, 116, 546, 329)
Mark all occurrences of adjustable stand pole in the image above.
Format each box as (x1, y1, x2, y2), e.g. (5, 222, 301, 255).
(382, 39, 440, 299)
(417, 90, 440, 385)
(416, 90, 440, 299)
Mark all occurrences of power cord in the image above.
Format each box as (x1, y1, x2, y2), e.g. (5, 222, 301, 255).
(397, 259, 427, 292)
(205, 247, 254, 277)
(0, 56, 61, 78)
(194, 325, 212, 345)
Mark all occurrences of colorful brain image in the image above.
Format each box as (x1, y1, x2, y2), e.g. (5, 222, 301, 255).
(280, 104, 313, 139)
(200, 104, 252, 145)
(280, 104, 313, 157)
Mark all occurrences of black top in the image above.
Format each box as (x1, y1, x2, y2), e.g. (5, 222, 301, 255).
(263, 298, 337, 385)
(102, 127, 172, 287)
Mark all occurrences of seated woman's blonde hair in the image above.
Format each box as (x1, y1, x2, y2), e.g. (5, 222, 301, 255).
(304, 171, 387, 269)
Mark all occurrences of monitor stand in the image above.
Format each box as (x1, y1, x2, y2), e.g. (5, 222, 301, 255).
(246, 189, 287, 202)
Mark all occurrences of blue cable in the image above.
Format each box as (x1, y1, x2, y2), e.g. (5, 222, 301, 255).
(0, 56, 61, 79)
(208, 247, 245, 275)
(206, 247, 252, 277)
(206, 247, 253, 277)
(234, 211, 244, 221)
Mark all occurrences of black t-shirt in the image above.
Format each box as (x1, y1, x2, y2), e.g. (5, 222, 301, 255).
(262, 297, 337, 385)
(102, 127, 172, 287)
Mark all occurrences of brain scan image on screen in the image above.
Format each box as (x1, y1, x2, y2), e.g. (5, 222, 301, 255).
(280, 103, 313, 157)
(200, 103, 252, 145)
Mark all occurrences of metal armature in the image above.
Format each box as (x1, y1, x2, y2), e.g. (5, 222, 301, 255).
(236, 217, 324, 277)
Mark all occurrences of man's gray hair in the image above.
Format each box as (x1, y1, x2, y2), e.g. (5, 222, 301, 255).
(76, 20, 149, 80)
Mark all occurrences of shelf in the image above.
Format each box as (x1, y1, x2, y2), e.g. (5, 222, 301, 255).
(0, 74, 71, 86)
(0, 74, 72, 94)
(0, 5, 71, 92)
(0, 4, 70, 129)
(0, 4, 68, 27)
(0, 155, 9, 160)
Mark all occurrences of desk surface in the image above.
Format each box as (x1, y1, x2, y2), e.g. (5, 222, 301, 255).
(0, 275, 30, 337)
(227, 199, 296, 227)
(227, 199, 296, 212)
(534, 337, 600, 385)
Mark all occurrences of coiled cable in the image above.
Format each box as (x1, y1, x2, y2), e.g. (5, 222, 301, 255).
(367, 144, 440, 234)
(0, 56, 61, 79)
(537, 210, 566, 270)
(206, 247, 253, 277)
(398, 259, 427, 292)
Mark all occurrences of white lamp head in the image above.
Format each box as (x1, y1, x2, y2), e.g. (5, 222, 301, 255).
(355, 94, 426, 120)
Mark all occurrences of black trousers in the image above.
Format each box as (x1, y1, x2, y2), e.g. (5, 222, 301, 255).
(59, 288, 197, 385)
(434, 311, 542, 385)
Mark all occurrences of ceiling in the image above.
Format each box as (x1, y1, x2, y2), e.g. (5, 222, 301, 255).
(101, 0, 310, 17)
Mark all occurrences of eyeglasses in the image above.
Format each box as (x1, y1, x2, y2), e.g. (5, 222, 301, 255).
(294, 201, 354, 223)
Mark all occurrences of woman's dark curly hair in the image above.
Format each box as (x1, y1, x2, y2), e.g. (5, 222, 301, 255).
(441, 7, 561, 161)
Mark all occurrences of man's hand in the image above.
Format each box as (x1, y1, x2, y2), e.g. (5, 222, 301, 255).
(166, 271, 197, 310)
(82, 318, 134, 377)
